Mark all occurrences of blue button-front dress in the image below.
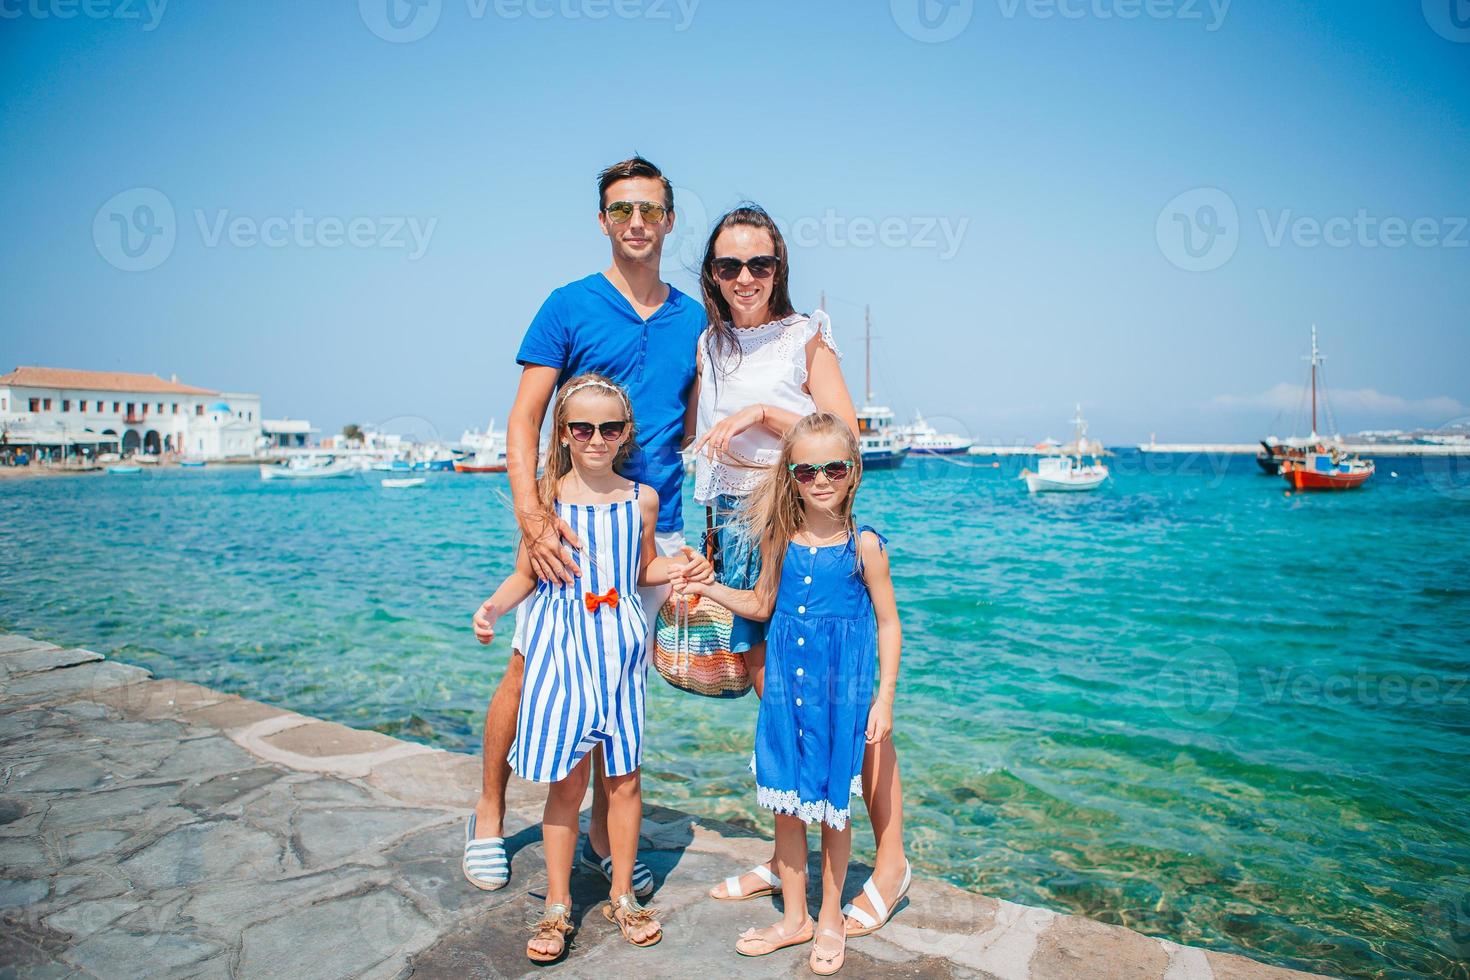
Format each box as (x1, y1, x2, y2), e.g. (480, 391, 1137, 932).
(752, 526, 887, 830)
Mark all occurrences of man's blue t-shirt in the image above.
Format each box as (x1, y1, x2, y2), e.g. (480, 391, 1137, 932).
(516, 272, 705, 533)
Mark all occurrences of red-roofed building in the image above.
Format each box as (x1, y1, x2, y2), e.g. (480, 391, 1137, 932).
(0, 366, 263, 460)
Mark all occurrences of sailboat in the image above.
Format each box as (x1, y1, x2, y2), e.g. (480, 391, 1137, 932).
(854, 305, 909, 470)
(1278, 327, 1374, 491)
(1020, 406, 1109, 493)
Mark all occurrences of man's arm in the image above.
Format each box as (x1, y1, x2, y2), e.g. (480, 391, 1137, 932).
(506, 364, 581, 584)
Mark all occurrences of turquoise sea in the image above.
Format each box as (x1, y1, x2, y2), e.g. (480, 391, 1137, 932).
(3, 452, 1468, 979)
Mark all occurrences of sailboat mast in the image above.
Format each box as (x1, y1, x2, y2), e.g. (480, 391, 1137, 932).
(865, 305, 873, 405)
(1308, 325, 1320, 437)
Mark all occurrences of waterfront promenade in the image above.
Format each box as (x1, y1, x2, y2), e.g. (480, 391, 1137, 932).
(0, 631, 1326, 979)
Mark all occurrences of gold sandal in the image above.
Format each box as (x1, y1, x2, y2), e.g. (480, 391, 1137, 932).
(526, 903, 573, 963)
(602, 892, 662, 948)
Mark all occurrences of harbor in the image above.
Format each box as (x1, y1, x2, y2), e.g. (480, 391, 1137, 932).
(3, 452, 1467, 979)
(0, 629, 1327, 979)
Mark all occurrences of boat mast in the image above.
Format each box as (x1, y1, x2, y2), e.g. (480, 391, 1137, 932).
(865, 305, 873, 405)
(1303, 325, 1324, 439)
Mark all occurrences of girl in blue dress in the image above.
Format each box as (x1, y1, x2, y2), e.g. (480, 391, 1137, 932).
(475, 373, 712, 964)
(674, 411, 902, 976)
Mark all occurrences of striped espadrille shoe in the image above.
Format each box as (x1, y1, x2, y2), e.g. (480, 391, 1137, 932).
(462, 813, 509, 891)
(579, 837, 654, 899)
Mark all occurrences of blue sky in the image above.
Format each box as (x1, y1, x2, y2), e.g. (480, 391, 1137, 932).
(2, 0, 1467, 444)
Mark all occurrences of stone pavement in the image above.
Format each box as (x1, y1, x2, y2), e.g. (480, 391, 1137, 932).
(0, 633, 1330, 979)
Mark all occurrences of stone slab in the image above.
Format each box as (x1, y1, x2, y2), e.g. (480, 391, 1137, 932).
(0, 634, 59, 657)
(2, 662, 152, 704)
(0, 647, 103, 679)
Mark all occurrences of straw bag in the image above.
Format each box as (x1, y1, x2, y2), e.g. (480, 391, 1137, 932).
(651, 510, 752, 699)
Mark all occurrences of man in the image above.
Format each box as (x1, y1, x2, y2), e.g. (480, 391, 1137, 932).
(466, 157, 705, 896)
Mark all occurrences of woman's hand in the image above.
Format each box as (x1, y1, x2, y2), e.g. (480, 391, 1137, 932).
(521, 509, 582, 585)
(472, 598, 501, 646)
(693, 404, 765, 461)
(865, 698, 893, 743)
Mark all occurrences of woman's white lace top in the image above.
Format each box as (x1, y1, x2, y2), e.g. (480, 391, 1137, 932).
(693, 310, 841, 503)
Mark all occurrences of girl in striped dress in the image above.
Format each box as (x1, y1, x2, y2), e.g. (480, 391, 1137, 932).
(475, 373, 712, 963)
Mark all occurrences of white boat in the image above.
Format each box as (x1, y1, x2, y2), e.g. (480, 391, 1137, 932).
(455, 418, 509, 473)
(259, 457, 356, 481)
(133, 453, 160, 465)
(896, 412, 972, 455)
(855, 306, 908, 470)
(1021, 406, 1109, 493)
(381, 477, 426, 489)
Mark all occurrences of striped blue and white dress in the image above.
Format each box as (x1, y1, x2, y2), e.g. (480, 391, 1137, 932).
(509, 485, 649, 783)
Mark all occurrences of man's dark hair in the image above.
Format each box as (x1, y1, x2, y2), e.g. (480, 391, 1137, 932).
(597, 156, 674, 213)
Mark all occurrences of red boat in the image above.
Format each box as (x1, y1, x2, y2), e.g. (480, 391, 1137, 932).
(1276, 326, 1373, 492)
(1281, 451, 1374, 490)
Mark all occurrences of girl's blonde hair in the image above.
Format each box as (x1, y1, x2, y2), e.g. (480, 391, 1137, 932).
(537, 372, 637, 512)
(738, 412, 865, 601)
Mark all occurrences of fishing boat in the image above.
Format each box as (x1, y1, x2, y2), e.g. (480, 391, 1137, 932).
(454, 418, 509, 473)
(1020, 406, 1109, 493)
(107, 465, 141, 475)
(179, 459, 206, 468)
(133, 453, 160, 466)
(381, 477, 427, 489)
(855, 305, 909, 470)
(896, 412, 972, 455)
(259, 457, 356, 481)
(1276, 327, 1374, 492)
(1256, 436, 1323, 475)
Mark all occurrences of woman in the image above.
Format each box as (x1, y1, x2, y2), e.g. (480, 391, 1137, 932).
(686, 204, 912, 939)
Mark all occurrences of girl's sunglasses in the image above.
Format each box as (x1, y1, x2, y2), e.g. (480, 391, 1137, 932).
(711, 255, 779, 281)
(604, 201, 667, 224)
(567, 420, 628, 442)
(788, 459, 853, 484)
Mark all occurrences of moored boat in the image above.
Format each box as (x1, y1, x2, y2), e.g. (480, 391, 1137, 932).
(1020, 406, 1109, 494)
(381, 477, 427, 489)
(107, 465, 141, 475)
(896, 412, 972, 455)
(455, 418, 508, 473)
(1274, 326, 1373, 492)
(856, 305, 908, 470)
(259, 457, 356, 480)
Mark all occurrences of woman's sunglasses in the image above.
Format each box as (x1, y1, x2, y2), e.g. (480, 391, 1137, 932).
(787, 459, 853, 484)
(567, 420, 629, 443)
(711, 255, 779, 281)
(604, 201, 667, 224)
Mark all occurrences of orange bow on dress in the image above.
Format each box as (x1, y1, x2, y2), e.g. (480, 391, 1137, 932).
(584, 587, 619, 613)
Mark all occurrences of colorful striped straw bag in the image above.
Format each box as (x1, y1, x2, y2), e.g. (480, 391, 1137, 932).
(652, 510, 752, 699)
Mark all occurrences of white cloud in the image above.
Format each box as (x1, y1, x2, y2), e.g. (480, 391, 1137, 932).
(1212, 383, 1465, 419)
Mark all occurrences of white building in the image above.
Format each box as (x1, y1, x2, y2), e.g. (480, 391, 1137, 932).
(0, 366, 274, 461)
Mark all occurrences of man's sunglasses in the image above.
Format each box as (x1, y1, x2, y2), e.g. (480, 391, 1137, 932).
(604, 201, 668, 224)
(710, 255, 779, 281)
(787, 459, 853, 484)
(567, 420, 629, 443)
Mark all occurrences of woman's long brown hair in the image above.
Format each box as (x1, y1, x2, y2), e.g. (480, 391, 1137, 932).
(699, 204, 798, 385)
(737, 412, 865, 605)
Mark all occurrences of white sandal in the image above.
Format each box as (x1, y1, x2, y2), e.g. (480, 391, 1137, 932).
(842, 860, 911, 936)
(710, 862, 779, 902)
